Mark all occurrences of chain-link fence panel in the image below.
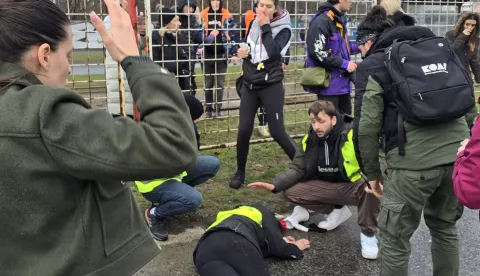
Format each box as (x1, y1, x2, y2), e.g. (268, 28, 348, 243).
(61, 0, 473, 150)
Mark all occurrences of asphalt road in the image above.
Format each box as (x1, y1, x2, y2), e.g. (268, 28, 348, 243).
(134, 207, 480, 276)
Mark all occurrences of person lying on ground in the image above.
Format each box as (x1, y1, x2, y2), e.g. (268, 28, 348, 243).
(193, 203, 310, 276)
(248, 101, 380, 260)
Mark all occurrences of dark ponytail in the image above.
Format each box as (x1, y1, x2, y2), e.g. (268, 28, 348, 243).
(0, 0, 70, 64)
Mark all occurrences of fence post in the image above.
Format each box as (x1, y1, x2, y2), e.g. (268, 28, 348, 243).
(126, 0, 142, 121)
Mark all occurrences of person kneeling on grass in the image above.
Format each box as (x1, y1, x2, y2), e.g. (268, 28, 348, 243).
(248, 101, 380, 260)
(136, 93, 220, 241)
(193, 203, 310, 276)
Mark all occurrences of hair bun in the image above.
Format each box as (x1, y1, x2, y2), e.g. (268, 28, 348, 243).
(357, 5, 394, 32)
(368, 5, 389, 20)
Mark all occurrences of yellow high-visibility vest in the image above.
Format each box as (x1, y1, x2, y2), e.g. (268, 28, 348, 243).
(207, 206, 263, 231)
(134, 171, 188, 193)
(302, 129, 361, 182)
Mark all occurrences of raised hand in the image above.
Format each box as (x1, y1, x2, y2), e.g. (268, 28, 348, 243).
(90, 0, 139, 62)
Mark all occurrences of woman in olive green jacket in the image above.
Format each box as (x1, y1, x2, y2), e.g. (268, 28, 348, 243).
(0, 0, 197, 275)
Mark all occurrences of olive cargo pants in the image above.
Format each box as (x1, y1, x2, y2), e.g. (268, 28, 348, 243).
(379, 166, 463, 276)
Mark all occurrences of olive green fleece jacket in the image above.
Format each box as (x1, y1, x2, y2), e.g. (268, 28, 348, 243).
(0, 58, 197, 275)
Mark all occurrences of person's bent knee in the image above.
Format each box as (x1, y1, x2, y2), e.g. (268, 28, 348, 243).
(283, 186, 301, 204)
(203, 155, 221, 176)
(185, 189, 203, 213)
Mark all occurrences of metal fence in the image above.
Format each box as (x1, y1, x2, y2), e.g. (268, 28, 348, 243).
(60, 0, 472, 149)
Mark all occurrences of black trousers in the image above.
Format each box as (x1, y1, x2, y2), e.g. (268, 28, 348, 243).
(190, 61, 197, 95)
(236, 81, 296, 171)
(317, 93, 352, 115)
(204, 59, 227, 111)
(194, 231, 270, 276)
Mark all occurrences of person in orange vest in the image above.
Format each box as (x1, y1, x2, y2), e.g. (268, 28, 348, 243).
(199, 0, 233, 118)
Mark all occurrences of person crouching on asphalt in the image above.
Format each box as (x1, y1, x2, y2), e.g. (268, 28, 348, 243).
(248, 101, 380, 260)
(193, 203, 310, 276)
(135, 93, 220, 241)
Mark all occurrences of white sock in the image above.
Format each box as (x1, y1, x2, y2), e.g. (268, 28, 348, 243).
(150, 207, 156, 215)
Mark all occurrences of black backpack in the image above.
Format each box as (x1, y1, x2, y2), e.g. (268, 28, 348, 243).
(384, 36, 475, 155)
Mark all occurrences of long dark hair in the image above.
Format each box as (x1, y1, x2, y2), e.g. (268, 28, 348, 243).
(454, 12, 480, 52)
(0, 0, 70, 64)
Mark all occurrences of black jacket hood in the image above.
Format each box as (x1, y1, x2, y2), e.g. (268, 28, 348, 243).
(178, 0, 197, 12)
(317, 2, 345, 19)
(367, 25, 435, 57)
(389, 11, 416, 26)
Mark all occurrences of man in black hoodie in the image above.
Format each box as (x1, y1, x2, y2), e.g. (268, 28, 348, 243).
(177, 0, 203, 95)
(248, 101, 380, 260)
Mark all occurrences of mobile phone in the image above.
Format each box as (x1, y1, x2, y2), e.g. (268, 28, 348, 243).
(239, 43, 249, 51)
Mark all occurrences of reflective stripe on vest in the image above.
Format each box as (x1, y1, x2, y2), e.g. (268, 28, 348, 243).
(302, 134, 309, 152)
(207, 206, 263, 231)
(301, 130, 361, 182)
(134, 171, 188, 193)
(341, 130, 361, 182)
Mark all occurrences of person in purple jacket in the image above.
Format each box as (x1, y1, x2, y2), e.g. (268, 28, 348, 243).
(305, 0, 359, 115)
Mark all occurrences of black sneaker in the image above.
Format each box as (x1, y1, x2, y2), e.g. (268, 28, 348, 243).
(205, 111, 213, 118)
(229, 170, 246, 189)
(145, 208, 168, 241)
(216, 110, 223, 118)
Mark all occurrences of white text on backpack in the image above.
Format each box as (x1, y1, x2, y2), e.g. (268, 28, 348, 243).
(421, 63, 448, 75)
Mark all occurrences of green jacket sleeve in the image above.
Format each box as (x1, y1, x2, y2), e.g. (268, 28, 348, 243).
(38, 59, 197, 181)
(353, 75, 384, 181)
(272, 142, 306, 193)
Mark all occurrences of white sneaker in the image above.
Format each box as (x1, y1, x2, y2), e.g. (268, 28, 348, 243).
(318, 206, 352, 231)
(360, 233, 378, 260)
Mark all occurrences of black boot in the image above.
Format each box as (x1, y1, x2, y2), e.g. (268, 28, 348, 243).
(229, 170, 246, 189)
(205, 104, 214, 118)
(145, 208, 168, 241)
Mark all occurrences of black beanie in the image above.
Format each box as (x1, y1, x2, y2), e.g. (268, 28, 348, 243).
(159, 8, 176, 27)
(184, 93, 204, 120)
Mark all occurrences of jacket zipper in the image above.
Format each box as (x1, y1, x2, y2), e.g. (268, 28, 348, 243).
(324, 141, 329, 166)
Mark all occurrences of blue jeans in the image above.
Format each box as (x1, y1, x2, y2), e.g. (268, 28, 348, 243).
(143, 155, 220, 218)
